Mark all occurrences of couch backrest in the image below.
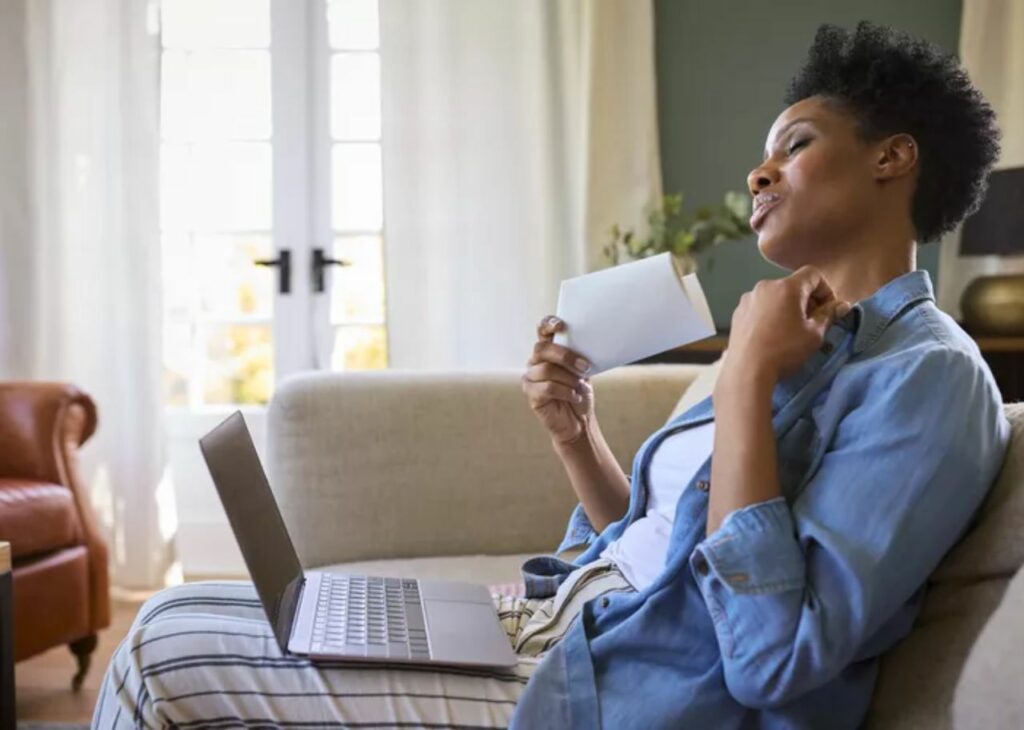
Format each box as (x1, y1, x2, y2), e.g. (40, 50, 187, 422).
(266, 365, 703, 567)
(866, 402, 1024, 728)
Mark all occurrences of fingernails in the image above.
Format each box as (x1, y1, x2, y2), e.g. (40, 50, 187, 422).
(575, 358, 591, 373)
(572, 391, 583, 402)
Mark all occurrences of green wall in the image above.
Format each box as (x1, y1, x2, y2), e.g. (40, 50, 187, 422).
(654, 0, 962, 328)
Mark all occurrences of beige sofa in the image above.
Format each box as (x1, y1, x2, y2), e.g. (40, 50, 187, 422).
(266, 363, 1024, 728)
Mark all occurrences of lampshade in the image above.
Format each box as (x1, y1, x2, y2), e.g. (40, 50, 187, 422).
(959, 166, 1024, 256)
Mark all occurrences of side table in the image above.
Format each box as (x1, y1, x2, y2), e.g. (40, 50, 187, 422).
(1, 541, 13, 730)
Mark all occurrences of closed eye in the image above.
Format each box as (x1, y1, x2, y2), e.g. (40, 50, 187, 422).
(787, 138, 810, 156)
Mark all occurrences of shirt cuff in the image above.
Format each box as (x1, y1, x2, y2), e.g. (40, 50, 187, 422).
(691, 496, 804, 594)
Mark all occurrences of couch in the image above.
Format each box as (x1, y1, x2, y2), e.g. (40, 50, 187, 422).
(266, 363, 1023, 728)
(0, 382, 110, 689)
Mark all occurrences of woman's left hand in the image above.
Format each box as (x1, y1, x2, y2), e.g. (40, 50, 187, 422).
(721, 265, 851, 385)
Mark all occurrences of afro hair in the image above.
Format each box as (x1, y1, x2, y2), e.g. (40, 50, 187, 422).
(784, 20, 1001, 244)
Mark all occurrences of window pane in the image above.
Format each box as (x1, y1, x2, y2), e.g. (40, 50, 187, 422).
(331, 53, 380, 140)
(162, 233, 194, 318)
(330, 236, 385, 323)
(202, 324, 273, 405)
(331, 325, 388, 370)
(186, 51, 271, 140)
(196, 235, 274, 319)
(160, 143, 190, 231)
(332, 143, 382, 231)
(191, 143, 272, 231)
(162, 0, 270, 49)
(327, 0, 379, 50)
(163, 321, 192, 407)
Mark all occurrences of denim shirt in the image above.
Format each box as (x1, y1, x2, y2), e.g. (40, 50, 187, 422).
(509, 269, 1011, 730)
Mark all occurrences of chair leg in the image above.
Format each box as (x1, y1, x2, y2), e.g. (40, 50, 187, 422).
(1, 565, 14, 730)
(69, 633, 98, 692)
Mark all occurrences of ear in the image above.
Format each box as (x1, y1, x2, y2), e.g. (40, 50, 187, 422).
(873, 133, 918, 181)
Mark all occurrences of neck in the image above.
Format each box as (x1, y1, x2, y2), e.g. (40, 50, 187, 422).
(809, 223, 917, 307)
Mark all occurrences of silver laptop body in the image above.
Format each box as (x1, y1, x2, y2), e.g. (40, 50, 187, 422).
(199, 411, 517, 669)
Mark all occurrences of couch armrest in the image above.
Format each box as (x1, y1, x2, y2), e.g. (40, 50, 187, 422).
(268, 364, 703, 567)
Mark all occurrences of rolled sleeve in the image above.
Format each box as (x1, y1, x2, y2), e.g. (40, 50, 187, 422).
(689, 348, 1011, 710)
(692, 497, 804, 594)
(555, 502, 600, 554)
(555, 474, 633, 554)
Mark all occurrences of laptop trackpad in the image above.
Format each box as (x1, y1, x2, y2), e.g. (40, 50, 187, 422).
(423, 600, 516, 667)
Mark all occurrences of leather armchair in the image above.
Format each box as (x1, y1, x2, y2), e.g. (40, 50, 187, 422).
(0, 382, 110, 689)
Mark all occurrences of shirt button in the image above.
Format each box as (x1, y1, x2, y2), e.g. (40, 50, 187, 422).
(820, 341, 834, 354)
(695, 557, 709, 576)
(600, 596, 610, 608)
(696, 479, 710, 492)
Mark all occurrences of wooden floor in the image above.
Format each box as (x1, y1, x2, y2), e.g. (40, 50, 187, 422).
(15, 598, 146, 724)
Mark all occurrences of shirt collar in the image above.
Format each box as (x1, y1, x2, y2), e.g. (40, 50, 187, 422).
(840, 269, 935, 356)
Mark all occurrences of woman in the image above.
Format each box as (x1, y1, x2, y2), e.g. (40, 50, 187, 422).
(93, 20, 1009, 729)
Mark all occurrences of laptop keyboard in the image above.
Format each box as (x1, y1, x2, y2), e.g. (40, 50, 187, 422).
(310, 574, 431, 660)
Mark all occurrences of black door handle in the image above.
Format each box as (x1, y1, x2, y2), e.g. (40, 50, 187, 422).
(254, 249, 292, 294)
(312, 247, 350, 293)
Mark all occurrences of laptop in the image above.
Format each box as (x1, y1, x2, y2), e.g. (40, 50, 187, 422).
(199, 411, 517, 669)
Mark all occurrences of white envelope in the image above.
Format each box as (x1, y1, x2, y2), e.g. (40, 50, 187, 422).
(553, 252, 715, 375)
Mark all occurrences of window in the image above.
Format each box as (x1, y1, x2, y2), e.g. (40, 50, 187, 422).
(159, 0, 388, 411)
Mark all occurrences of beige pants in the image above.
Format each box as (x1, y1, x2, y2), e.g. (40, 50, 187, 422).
(92, 559, 634, 729)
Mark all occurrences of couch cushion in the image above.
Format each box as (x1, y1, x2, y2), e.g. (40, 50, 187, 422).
(320, 553, 536, 588)
(0, 478, 81, 560)
(665, 353, 725, 424)
(865, 402, 1024, 729)
(952, 558, 1024, 728)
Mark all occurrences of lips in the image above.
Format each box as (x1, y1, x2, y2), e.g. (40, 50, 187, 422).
(750, 197, 782, 232)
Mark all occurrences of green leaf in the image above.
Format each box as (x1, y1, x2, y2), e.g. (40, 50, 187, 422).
(724, 190, 750, 218)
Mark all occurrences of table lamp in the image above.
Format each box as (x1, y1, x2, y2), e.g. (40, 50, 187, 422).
(959, 166, 1024, 335)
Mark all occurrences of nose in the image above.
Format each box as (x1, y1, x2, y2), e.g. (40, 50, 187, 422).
(747, 163, 779, 197)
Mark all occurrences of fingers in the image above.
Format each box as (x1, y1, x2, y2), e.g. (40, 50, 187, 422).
(811, 298, 850, 328)
(526, 315, 592, 407)
(792, 266, 837, 307)
(521, 375, 585, 405)
(529, 338, 592, 377)
(536, 315, 566, 341)
(524, 361, 586, 391)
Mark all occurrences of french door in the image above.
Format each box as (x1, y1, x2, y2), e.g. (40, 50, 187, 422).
(159, 0, 387, 575)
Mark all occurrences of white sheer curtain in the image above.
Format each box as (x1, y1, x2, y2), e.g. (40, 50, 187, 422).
(937, 0, 1024, 318)
(379, 0, 662, 369)
(0, 0, 174, 590)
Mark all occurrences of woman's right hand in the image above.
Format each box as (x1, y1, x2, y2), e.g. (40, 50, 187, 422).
(522, 315, 595, 445)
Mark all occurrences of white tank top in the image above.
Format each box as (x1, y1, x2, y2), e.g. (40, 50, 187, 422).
(600, 421, 715, 591)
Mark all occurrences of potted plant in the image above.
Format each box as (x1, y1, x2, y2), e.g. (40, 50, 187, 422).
(603, 190, 753, 275)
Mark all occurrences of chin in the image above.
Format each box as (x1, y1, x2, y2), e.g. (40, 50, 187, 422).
(756, 225, 817, 272)
(756, 231, 797, 271)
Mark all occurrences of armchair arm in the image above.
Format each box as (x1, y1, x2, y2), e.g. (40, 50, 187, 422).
(0, 382, 97, 484)
(268, 365, 703, 568)
(0, 382, 108, 629)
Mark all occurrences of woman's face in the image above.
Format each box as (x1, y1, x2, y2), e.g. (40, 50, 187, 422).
(747, 95, 879, 270)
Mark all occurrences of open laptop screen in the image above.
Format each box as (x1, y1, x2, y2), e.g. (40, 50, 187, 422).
(199, 411, 304, 652)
